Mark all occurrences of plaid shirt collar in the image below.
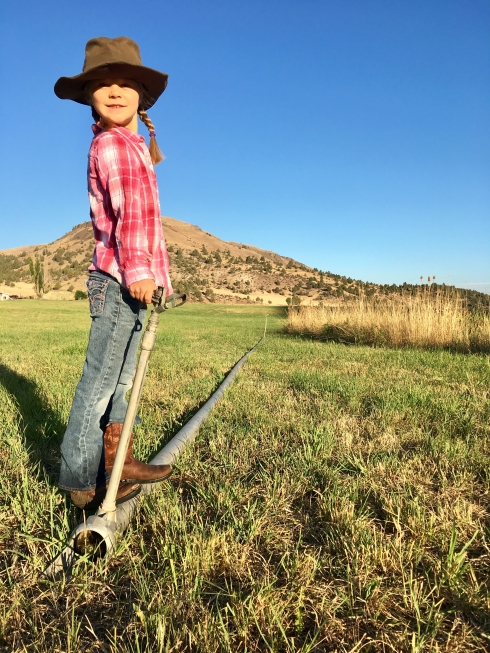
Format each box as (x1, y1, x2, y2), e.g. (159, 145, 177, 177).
(91, 123, 146, 144)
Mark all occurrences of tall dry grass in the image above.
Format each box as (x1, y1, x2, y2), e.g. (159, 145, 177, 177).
(287, 290, 490, 352)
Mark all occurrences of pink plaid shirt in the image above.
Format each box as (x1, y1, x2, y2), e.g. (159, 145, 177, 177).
(87, 125, 173, 293)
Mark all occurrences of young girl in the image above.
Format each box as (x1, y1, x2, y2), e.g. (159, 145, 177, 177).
(55, 37, 174, 509)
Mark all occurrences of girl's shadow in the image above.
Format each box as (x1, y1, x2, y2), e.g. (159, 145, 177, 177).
(0, 363, 64, 486)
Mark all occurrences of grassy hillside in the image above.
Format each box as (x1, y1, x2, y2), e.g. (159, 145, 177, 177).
(0, 218, 313, 304)
(2, 218, 489, 310)
(0, 302, 489, 651)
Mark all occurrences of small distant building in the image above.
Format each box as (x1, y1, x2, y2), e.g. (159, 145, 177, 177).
(0, 292, 10, 301)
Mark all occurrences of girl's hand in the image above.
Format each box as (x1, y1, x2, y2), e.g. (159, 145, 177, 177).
(128, 278, 157, 304)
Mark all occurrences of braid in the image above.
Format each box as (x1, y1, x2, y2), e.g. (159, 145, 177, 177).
(138, 110, 164, 165)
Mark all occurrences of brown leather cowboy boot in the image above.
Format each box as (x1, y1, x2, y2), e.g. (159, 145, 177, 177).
(104, 422, 172, 483)
(70, 481, 141, 510)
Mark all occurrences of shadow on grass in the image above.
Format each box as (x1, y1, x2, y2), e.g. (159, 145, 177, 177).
(0, 363, 64, 486)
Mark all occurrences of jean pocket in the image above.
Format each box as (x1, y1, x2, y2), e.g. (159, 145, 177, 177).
(86, 277, 109, 317)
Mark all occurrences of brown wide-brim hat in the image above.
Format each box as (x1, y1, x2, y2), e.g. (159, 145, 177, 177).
(54, 36, 168, 110)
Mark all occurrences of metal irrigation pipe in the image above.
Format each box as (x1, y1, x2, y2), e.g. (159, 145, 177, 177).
(45, 314, 268, 580)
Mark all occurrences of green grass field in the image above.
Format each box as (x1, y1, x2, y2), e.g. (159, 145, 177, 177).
(0, 301, 489, 652)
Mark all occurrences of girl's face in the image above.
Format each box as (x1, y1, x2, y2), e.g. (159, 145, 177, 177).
(90, 78, 141, 132)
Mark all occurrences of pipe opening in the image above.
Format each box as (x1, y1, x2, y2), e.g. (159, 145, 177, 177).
(73, 529, 107, 560)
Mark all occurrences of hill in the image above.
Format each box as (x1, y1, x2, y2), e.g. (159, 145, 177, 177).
(0, 217, 312, 304)
(1, 216, 489, 309)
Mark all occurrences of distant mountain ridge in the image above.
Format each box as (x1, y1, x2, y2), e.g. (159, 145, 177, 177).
(2, 217, 304, 268)
(1, 217, 489, 309)
(0, 216, 313, 304)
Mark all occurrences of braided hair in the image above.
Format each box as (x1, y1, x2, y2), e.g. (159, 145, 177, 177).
(90, 106, 164, 166)
(138, 109, 164, 165)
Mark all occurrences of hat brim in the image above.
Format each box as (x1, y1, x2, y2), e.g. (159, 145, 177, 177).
(54, 63, 168, 110)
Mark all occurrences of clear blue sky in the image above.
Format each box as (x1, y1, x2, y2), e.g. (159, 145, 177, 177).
(1, 0, 489, 291)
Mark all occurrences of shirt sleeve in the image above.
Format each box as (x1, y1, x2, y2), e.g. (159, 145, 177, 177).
(96, 133, 154, 287)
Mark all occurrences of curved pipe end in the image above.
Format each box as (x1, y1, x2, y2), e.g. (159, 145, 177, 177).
(69, 515, 118, 560)
(44, 514, 118, 580)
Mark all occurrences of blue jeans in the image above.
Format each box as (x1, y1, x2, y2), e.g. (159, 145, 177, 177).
(59, 271, 147, 491)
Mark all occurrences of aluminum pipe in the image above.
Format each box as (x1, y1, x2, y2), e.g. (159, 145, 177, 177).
(45, 324, 266, 580)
